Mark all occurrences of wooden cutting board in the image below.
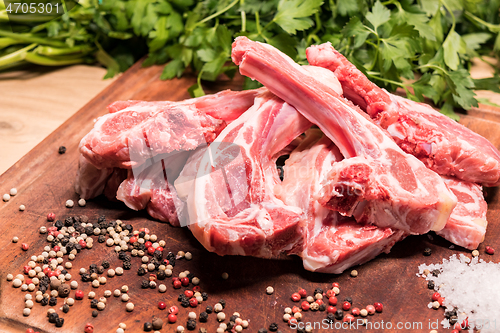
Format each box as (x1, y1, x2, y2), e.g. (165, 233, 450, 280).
(1, 60, 499, 333)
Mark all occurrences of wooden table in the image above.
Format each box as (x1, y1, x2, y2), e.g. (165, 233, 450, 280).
(1, 60, 500, 333)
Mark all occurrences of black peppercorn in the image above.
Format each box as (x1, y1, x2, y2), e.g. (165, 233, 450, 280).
(48, 312, 59, 323)
(90, 299, 98, 308)
(141, 280, 149, 289)
(157, 270, 166, 280)
(334, 309, 343, 320)
(55, 317, 64, 327)
(450, 316, 458, 324)
(314, 288, 323, 295)
(325, 313, 335, 323)
(92, 310, 98, 317)
(258, 329, 268, 333)
(49, 297, 57, 306)
(143, 322, 152, 331)
(219, 299, 226, 308)
(269, 323, 278, 332)
(139, 231, 146, 238)
(89, 264, 97, 273)
(230, 315, 238, 322)
(97, 266, 105, 274)
(137, 267, 146, 276)
(118, 252, 127, 260)
(58, 146, 66, 154)
(81, 273, 91, 282)
(319, 304, 327, 311)
(428, 280, 435, 289)
(205, 305, 213, 314)
(41, 297, 49, 306)
(75, 244, 82, 252)
(154, 250, 163, 260)
(124, 224, 133, 232)
(102, 261, 110, 270)
(178, 294, 188, 302)
(98, 235, 106, 243)
(109, 220, 117, 228)
(181, 299, 190, 308)
(61, 269, 68, 275)
(123, 261, 131, 270)
(186, 319, 196, 330)
(201, 292, 208, 301)
(432, 269, 440, 277)
(297, 328, 305, 333)
(54, 220, 63, 230)
(43, 258, 49, 265)
(39, 285, 47, 294)
(187, 273, 195, 281)
(424, 247, 432, 256)
(199, 312, 208, 322)
(97, 215, 106, 223)
(62, 304, 70, 313)
(344, 297, 353, 304)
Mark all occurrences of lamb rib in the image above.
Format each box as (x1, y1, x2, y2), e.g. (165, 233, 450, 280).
(438, 177, 487, 250)
(277, 129, 406, 273)
(79, 89, 261, 170)
(306, 43, 500, 186)
(232, 36, 456, 235)
(176, 91, 312, 257)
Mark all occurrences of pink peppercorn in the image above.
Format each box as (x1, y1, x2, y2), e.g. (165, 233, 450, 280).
(181, 277, 189, 286)
(26, 329, 34, 333)
(451, 330, 460, 333)
(189, 298, 198, 307)
(366, 304, 376, 315)
(374, 302, 383, 312)
(342, 301, 351, 311)
(327, 306, 336, 313)
(351, 307, 360, 316)
(145, 241, 152, 248)
(169, 306, 179, 314)
(329, 296, 337, 305)
(185, 290, 194, 298)
(156, 246, 163, 252)
(292, 306, 300, 313)
(129, 236, 137, 243)
(147, 247, 155, 255)
(298, 289, 307, 298)
(158, 301, 166, 310)
(431, 292, 441, 301)
(75, 290, 84, 300)
(172, 280, 181, 289)
(24, 266, 30, 274)
(21, 243, 29, 251)
(291, 293, 301, 302)
(437, 297, 445, 306)
(288, 318, 297, 326)
(343, 314, 355, 322)
(326, 289, 334, 298)
(193, 286, 201, 292)
(79, 240, 86, 248)
(301, 301, 310, 311)
(486, 246, 495, 255)
(47, 213, 55, 222)
(332, 282, 339, 288)
(315, 299, 324, 306)
(168, 314, 177, 323)
(53, 245, 60, 252)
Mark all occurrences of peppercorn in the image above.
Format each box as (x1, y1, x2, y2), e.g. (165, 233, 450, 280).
(197, 311, 208, 322)
(58, 146, 66, 154)
(428, 280, 435, 289)
(201, 292, 208, 301)
(486, 246, 495, 255)
(342, 301, 351, 311)
(423, 247, 432, 256)
(431, 269, 440, 277)
(257, 329, 268, 333)
(319, 304, 327, 311)
(58, 284, 71, 298)
(325, 313, 335, 323)
(41, 297, 49, 306)
(141, 280, 149, 289)
(291, 293, 301, 302)
(49, 297, 57, 306)
(181, 299, 190, 308)
(269, 323, 278, 331)
(206, 305, 213, 314)
(48, 311, 59, 322)
(334, 309, 344, 320)
(186, 319, 196, 330)
(189, 298, 198, 307)
(123, 261, 131, 270)
(450, 316, 458, 324)
(219, 299, 226, 308)
(137, 267, 146, 276)
(55, 317, 64, 327)
(374, 302, 383, 312)
(152, 317, 164, 330)
(98, 235, 106, 243)
(144, 322, 153, 331)
(92, 310, 98, 317)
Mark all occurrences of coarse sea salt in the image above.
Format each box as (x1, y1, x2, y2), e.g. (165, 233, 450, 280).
(417, 254, 500, 333)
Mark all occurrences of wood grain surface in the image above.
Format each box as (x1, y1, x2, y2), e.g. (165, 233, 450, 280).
(0, 65, 115, 175)
(1, 59, 500, 333)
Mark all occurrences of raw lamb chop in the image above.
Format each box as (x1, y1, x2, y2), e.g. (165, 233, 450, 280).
(438, 177, 488, 250)
(79, 89, 261, 169)
(232, 36, 456, 235)
(306, 43, 500, 186)
(176, 91, 313, 257)
(277, 129, 406, 273)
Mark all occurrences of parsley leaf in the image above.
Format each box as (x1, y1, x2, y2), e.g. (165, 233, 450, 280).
(273, 0, 323, 35)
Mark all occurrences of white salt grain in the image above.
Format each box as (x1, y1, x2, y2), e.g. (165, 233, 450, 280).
(418, 254, 500, 332)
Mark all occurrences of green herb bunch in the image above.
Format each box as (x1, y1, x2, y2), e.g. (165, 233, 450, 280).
(1, 0, 500, 119)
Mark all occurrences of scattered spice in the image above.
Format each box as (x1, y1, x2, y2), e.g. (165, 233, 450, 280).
(78, 199, 86, 207)
(126, 302, 134, 312)
(65, 200, 74, 208)
(3, 193, 11, 202)
(221, 272, 229, 280)
(423, 247, 432, 256)
(350, 270, 358, 277)
(472, 250, 479, 257)
(58, 146, 66, 154)
(19, 205, 25, 211)
(485, 246, 495, 255)
(21, 243, 29, 251)
(266, 286, 274, 295)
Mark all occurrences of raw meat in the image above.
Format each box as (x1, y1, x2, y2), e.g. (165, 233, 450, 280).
(75, 155, 113, 199)
(438, 177, 487, 250)
(306, 43, 500, 186)
(232, 36, 456, 235)
(277, 129, 406, 273)
(79, 89, 260, 169)
(177, 91, 312, 257)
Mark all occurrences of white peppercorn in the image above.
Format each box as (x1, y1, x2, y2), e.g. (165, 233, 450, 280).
(126, 302, 134, 312)
(184, 252, 193, 260)
(23, 308, 31, 316)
